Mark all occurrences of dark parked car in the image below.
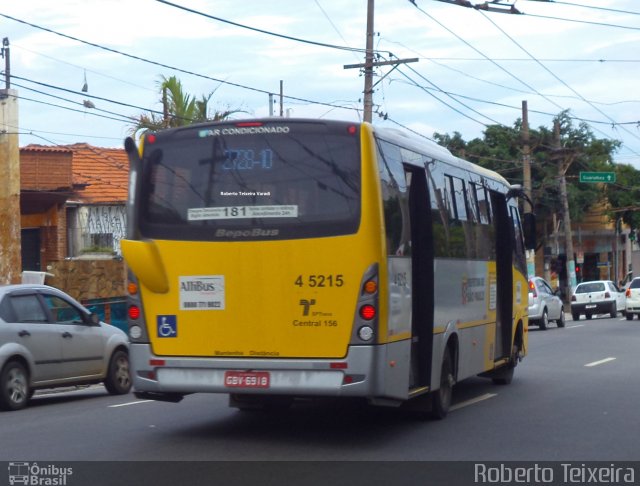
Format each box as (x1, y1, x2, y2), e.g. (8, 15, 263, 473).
(0, 284, 131, 411)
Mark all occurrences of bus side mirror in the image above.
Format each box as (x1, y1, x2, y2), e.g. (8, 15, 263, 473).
(523, 212, 536, 250)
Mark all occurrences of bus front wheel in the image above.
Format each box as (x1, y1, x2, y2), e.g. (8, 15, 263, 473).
(431, 352, 454, 420)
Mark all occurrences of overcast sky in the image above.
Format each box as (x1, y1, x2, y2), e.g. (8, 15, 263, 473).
(2, 0, 640, 172)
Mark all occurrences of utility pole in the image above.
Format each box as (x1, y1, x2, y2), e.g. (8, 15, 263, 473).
(554, 120, 577, 298)
(0, 38, 21, 284)
(521, 100, 535, 277)
(362, 0, 374, 123)
(344, 0, 418, 123)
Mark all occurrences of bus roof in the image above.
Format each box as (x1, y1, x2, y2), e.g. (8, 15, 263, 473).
(369, 123, 511, 188)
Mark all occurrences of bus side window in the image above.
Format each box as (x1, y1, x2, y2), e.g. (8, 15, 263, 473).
(376, 139, 410, 256)
(510, 206, 527, 274)
(427, 167, 450, 258)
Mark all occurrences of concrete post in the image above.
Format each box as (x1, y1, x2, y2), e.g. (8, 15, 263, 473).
(0, 88, 22, 284)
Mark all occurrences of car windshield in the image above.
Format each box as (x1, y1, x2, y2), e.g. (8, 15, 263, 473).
(630, 279, 640, 289)
(575, 282, 605, 293)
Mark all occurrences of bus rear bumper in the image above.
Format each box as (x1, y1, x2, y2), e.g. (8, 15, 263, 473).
(130, 342, 408, 400)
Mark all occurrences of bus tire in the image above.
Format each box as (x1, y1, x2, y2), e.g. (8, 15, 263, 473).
(431, 352, 453, 420)
(492, 340, 519, 385)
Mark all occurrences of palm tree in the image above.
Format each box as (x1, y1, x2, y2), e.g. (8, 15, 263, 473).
(130, 75, 243, 135)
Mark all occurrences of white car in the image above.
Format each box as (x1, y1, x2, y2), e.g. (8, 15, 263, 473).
(625, 277, 640, 320)
(570, 280, 626, 321)
(528, 277, 565, 330)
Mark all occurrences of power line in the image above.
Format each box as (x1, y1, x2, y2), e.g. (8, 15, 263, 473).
(408, 1, 568, 113)
(410, 0, 640, 158)
(430, 0, 640, 30)
(154, 0, 372, 54)
(476, 9, 640, 151)
(522, 0, 640, 16)
(0, 13, 359, 113)
(399, 63, 502, 125)
(380, 38, 640, 108)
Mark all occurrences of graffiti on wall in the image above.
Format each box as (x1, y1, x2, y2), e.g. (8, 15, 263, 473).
(76, 205, 126, 255)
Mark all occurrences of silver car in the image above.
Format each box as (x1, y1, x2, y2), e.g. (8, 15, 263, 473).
(528, 277, 565, 330)
(0, 284, 131, 411)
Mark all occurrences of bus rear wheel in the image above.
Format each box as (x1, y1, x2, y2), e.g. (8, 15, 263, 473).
(431, 352, 454, 420)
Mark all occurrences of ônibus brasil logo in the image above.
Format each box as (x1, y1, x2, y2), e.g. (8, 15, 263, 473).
(8, 462, 73, 486)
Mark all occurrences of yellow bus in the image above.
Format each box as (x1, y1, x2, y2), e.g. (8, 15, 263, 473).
(121, 118, 535, 418)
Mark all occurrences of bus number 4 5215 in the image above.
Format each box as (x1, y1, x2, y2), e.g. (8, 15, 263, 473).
(294, 274, 344, 288)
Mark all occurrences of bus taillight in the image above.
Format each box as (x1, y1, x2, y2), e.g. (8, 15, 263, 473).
(128, 305, 141, 320)
(128, 281, 138, 295)
(359, 304, 376, 320)
(363, 280, 377, 294)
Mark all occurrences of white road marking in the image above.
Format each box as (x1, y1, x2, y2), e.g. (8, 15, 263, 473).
(450, 393, 497, 412)
(584, 357, 616, 367)
(567, 324, 585, 329)
(108, 400, 155, 408)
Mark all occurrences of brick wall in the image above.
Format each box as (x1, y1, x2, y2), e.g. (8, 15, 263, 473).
(21, 150, 73, 191)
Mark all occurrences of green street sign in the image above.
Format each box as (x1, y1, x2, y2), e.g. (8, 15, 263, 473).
(579, 171, 616, 183)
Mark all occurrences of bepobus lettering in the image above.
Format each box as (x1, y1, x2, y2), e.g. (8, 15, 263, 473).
(215, 228, 279, 238)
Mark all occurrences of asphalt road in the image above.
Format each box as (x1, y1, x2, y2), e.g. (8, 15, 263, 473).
(2, 314, 639, 462)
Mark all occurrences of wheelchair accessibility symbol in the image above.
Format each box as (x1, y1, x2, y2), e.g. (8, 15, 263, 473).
(157, 315, 177, 338)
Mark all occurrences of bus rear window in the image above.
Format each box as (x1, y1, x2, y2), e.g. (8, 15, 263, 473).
(139, 121, 361, 241)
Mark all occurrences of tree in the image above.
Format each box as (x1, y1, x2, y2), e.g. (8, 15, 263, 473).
(433, 111, 626, 250)
(130, 75, 244, 136)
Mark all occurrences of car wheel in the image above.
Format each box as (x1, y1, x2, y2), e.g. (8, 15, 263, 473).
(557, 308, 566, 328)
(586, 314, 592, 320)
(104, 349, 132, 395)
(431, 351, 454, 420)
(0, 361, 31, 411)
(572, 312, 580, 321)
(539, 309, 548, 330)
(610, 303, 617, 319)
(626, 312, 633, 320)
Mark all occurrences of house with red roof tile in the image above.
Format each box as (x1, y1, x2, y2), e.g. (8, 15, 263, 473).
(20, 144, 128, 326)
(20, 143, 129, 271)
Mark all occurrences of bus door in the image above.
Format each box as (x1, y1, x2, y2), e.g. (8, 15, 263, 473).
(406, 166, 435, 390)
(490, 190, 513, 360)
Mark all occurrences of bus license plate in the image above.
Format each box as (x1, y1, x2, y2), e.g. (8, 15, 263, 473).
(224, 371, 270, 389)
(586, 304, 596, 309)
